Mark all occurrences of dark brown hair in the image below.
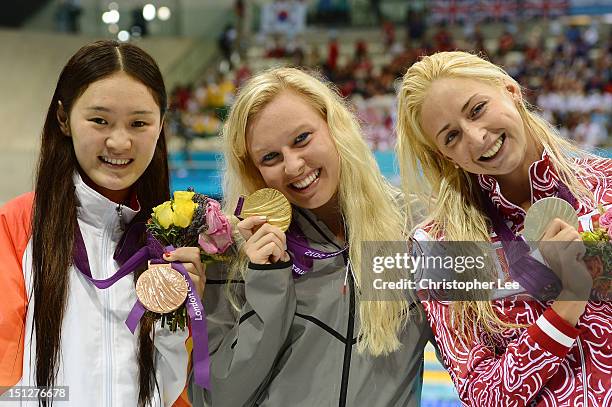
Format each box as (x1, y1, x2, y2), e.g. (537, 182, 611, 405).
(32, 40, 169, 406)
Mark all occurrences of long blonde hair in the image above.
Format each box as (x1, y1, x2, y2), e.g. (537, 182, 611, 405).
(222, 67, 412, 355)
(396, 51, 595, 336)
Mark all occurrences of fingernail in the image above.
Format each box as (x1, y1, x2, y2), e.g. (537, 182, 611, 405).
(164, 252, 171, 257)
(258, 215, 267, 221)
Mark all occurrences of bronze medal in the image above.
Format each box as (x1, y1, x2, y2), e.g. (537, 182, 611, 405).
(136, 263, 189, 314)
(239, 188, 292, 232)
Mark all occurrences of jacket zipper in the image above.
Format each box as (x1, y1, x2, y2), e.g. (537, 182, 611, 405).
(105, 216, 116, 407)
(339, 253, 355, 407)
(103, 208, 123, 407)
(297, 209, 352, 405)
(116, 204, 124, 231)
(576, 337, 588, 406)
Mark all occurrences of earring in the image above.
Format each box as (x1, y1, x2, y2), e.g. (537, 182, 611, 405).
(454, 164, 459, 169)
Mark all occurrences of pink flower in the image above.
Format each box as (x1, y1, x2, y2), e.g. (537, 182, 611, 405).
(198, 199, 233, 255)
(599, 207, 612, 229)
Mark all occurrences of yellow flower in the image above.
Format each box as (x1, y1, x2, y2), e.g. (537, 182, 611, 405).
(153, 201, 174, 229)
(173, 198, 197, 228)
(174, 191, 195, 202)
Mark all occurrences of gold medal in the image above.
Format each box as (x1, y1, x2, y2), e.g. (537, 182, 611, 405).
(239, 188, 292, 232)
(136, 263, 189, 314)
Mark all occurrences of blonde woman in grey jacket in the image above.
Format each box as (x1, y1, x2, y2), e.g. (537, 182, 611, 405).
(192, 67, 432, 406)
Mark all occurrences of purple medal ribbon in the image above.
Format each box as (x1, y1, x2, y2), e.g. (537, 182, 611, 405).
(285, 222, 347, 277)
(234, 197, 347, 276)
(73, 222, 211, 390)
(234, 196, 245, 218)
(73, 221, 152, 286)
(482, 181, 577, 300)
(125, 245, 211, 391)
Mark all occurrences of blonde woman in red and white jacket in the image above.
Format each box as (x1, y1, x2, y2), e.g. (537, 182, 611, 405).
(396, 51, 611, 406)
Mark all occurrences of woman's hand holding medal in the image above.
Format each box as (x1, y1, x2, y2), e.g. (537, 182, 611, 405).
(538, 218, 592, 325)
(163, 248, 207, 298)
(539, 218, 592, 298)
(524, 198, 592, 325)
(235, 188, 292, 265)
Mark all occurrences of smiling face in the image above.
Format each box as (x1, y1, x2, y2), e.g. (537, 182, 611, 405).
(246, 90, 340, 212)
(420, 77, 532, 177)
(66, 71, 162, 202)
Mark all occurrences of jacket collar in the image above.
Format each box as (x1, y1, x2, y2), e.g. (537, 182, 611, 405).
(73, 172, 140, 231)
(292, 206, 345, 251)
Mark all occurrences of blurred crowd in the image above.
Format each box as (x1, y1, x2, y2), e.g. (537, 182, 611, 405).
(168, 16, 611, 154)
(167, 74, 238, 159)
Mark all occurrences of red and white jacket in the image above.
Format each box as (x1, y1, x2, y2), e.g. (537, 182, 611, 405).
(415, 152, 612, 406)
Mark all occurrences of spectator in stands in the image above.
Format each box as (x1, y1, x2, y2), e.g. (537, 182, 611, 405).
(382, 20, 395, 51)
(355, 38, 368, 60)
(326, 34, 339, 72)
(235, 63, 253, 88)
(131, 4, 149, 37)
(574, 113, 606, 151)
(369, 0, 383, 23)
(497, 29, 515, 56)
(219, 23, 237, 67)
(433, 23, 454, 52)
(265, 34, 287, 58)
(405, 9, 426, 45)
(470, 24, 488, 56)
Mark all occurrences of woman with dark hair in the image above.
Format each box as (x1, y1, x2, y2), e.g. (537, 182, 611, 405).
(0, 40, 196, 406)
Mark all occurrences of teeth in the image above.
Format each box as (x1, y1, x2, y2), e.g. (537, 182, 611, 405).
(102, 157, 131, 165)
(292, 169, 320, 189)
(481, 136, 504, 159)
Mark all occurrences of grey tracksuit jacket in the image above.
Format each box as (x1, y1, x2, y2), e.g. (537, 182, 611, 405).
(192, 207, 434, 407)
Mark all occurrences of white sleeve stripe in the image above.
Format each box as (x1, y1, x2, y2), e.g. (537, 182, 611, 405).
(536, 315, 575, 348)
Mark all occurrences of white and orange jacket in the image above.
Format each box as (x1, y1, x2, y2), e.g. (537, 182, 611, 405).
(0, 174, 191, 406)
(415, 153, 612, 406)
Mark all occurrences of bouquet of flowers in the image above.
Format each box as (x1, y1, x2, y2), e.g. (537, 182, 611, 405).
(142, 189, 233, 331)
(580, 205, 612, 300)
(149, 190, 233, 260)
